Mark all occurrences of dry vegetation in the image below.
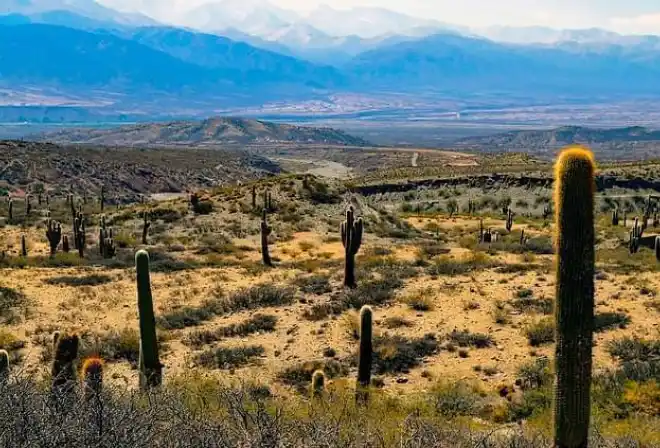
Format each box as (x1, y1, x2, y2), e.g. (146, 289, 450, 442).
(1, 151, 660, 446)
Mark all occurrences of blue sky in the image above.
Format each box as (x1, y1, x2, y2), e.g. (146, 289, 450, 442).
(99, 0, 660, 33)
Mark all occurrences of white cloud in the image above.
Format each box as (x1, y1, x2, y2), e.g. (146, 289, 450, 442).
(610, 13, 660, 34)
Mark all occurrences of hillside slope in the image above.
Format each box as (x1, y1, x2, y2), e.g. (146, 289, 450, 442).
(38, 117, 371, 146)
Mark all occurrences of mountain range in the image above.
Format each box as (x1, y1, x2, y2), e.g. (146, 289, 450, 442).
(4, 0, 660, 117)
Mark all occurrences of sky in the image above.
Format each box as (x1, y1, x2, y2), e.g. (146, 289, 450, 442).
(97, 0, 660, 34)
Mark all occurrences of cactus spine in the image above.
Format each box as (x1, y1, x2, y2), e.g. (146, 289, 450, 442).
(261, 209, 273, 267)
(341, 206, 363, 288)
(0, 349, 8, 385)
(51, 333, 80, 408)
(357, 305, 373, 403)
(136, 250, 162, 389)
(82, 357, 103, 401)
(20, 235, 27, 257)
(46, 219, 62, 256)
(142, 211, 151, 245)
(553, 147, 595, 448)
(311, 370, 325, 400)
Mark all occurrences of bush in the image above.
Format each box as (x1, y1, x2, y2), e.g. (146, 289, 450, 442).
(370, 334, 440, 374)
(277, 359, 349, 390)
(294, 274, 332, 295)
(194, 345, 265, 369)
(525, 319, 555, 346)
(339, 277, 404, 310)
(510, 295, 553, 315)
(184, 315, 277, 348)
(432, 382, 483, 418)
(44, 274, 113, 287)
(0, 286, 28, 324)
(79, 329, 142, 366)
(594, 312, 631, 333)
(447, 329, 493, 349)
(516, 357, 552, 390)
(402, 288, 435, 311)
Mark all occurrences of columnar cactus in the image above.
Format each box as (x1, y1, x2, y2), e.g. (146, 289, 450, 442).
(656, 237, 660, 262)
(483, 228, 492, 244)
(82, 357, 103, 401)
(478, 219, 484, 243)
(100, 185, 105, 212)
(136, 250, 162, 389)
(20, 235, 27, 257)
(506, 209, 513, 232)
(251, 186, 257, 209)
(62, 235, 70, 253)
(8, 198, 12, 223)
(0, 349, 8, 385)
(553, 147, 595, 448)
(520, 229, 526, 246)
(25, 195, 31, 217)
(356, 305, 373, 404)
(311, 369, 325, 400)
(75, 215, 85, 258)
(46, 219, 62, 256)
(341, 206, 363, 288)
(142, 212, 151, 245)
(51, 333, 80, 407)
(612, 209, 619, 226)
(261, 209, 273, 267)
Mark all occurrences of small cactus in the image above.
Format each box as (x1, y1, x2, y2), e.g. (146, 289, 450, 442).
(81, 357, 103, 401)
(553, 147, 595, 448)
(46, 219, 62, 256)
(0, 349, 9, 385)
(311, 369, 325, 399)
(356, 305, 373, 404)
(261, 209, 273, 267)
(51, 333, 80, 407)
(20, 234, 27, 257)
(136, 250, 162, 389)
(341, 206, 364, 288)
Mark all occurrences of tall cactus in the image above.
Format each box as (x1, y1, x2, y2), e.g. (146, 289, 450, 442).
(46, 219, 62, 256)
(356, 305, 373, 404)
(20, 235, 27, 257)
(251, 186, 257, 209)
(142, 211, 151, 245)
(341, 206, 363, 288)
(655, 236, 660, 262)
(261, 209, 273, 267)
(62, 235, 70, 253)
(505, 208, 513, 232)
(100, 185, 105, 212)
(136, 250, 162, 389)
(51, 333, 80, 408)
(82, 357, 103, 402)
(612, 209, 619, 226)
(7, 198, 12, 223)
(553, 147, 595, 448)
(0, 349, 8, 386)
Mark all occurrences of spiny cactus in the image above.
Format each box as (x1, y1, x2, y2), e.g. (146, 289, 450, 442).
(62, 235, 70, 253)
(20, 234, 27, 257)
(7, 198, 12, 222)
(356, 305, 373, 404)
(25, 195, 31, 217)
(100, 185, 105, 212)
(142, 212, 151, 245)
(136, 250, 162, 389)
(656, 237, 660, 262)
(505, 208, 513, 232)
(46, 219, 62, 256)
(553, 147, 595, 448)
(75, 216, 85, 258)
(341, 206, 363, 288)
(483, 228, 492, 244)
(51, 333, 80, 408)
(520, 229, 526, 246)
(612, 209, 619, 226)
(251, 186, 257, 209)
(261, 209, 273, 267)
(190, 192, 200, 210)
(81, 357, 103, 401)
(0, 349, 8, 385)
(311, 369, 325, 400)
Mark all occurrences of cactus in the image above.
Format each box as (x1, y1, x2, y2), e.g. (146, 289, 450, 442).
(20, 234, 27, 257)
(25, 195, 31, 217)
(341, 206, 363, 288)
(81, 357, 103, 401)
(100, 185, 105, 212)
(505, 208, 513, 232)
(612, 209, 619, 226)
(251, 186, 257, 209)
(62, 235, 70, 253)
(136, 250, 162, 389)
(0, 349, 9, 385)
(553, 147, 595, 448)
(51, 333, 80, 407)
(142, 212, 151, 245)
(8, 198, 12, 223)
(656, 237, 660, 262)
(483, 228, 492, 244)
(543, 205, 551, 221)
(190, 192, 200, 210)
(261, 209, 273, 267)
(99, 227, 105, 256)
(478, 218, 484, 243)
(311, 369, 325, 400)
(46, 219, 62, 256)
(75, 216, 85, 258)
(356, 305, 373, 404)
(520, 229, 526, 246)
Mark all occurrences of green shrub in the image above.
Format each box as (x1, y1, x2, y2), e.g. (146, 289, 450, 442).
(194, 345, 265, 369)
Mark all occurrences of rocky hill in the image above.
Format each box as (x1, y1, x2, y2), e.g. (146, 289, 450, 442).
(37, 117, 371, 147)
(0, 140, 281, 200)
